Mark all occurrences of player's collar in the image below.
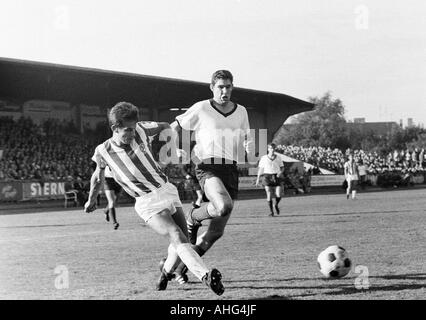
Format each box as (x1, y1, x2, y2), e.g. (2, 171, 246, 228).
(110, 137, 132, 149)
(267, 153, 277, 160)
(209, 99, 238, 117)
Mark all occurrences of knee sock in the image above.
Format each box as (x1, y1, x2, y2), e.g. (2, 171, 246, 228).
(174, 245, 206, 275)
(163, 243, 180, 274)
(275, 197, 281, 206)
(191, 204, 212, 223)
(175, 243, 209, 281)
(267, 200, 273, 212)
(109, 207, 117, 224)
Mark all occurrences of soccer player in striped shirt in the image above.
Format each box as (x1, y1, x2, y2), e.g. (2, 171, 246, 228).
(169, 70, 254, 283)
(84, 102, 224, 295)
(344, 153, 359, 200)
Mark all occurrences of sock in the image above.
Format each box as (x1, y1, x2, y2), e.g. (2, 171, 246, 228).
(175, 243, 209, 281)
(267, 200, 273, 212)
(174, 245, 206, 275)
(275, 197, 281, 205)
(191, 204, 212, 223)
(163, 244, 180, 274)
(194, 245, 206, 257)
(352, 190, 357, 199)
(109, 207, 117, 224)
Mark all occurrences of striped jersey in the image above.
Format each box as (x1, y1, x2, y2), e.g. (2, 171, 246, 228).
(91, 121, 168, 197)
(344, 161, 359, 180)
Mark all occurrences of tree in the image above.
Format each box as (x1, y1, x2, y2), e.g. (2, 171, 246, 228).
(274, 92, 349, 149)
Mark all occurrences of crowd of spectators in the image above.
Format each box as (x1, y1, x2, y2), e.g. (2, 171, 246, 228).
(1, 115, 425, 191)
(276, 144, 426, 176)
(0, 116, 96, 182)
(276, 145, 344, 173)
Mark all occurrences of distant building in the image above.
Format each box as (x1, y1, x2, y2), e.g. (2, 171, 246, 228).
(347, 121, 400, 137)
(353, 117, 365, 123)
(407, 118, 414, 128)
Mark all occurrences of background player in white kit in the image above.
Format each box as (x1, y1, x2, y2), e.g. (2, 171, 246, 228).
(84, 102, 224, 295)
(169, 70, 254, 283)
(256, 143, 284, 216)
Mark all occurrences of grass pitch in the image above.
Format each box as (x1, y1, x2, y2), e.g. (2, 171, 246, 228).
(0, 188, 425, 300)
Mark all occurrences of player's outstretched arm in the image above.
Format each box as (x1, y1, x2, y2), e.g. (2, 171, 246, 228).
(256, 167, 264, 187)
(84, 166, 105, 213)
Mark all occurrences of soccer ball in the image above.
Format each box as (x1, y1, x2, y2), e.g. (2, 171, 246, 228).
(317, 245, 352, 278)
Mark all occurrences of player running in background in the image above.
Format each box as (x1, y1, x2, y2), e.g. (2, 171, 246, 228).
(169, 70, 254, 283)
(256, 143, 284, 216)
(84, 101, 224, 295)
(103, 166, 121, 230)
(181, 159, 204, 209)
(344, 153, 359, 200)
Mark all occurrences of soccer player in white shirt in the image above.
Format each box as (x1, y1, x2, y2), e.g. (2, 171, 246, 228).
(256, 143, 284, 216)
(169, 70, 254, 283)
(84, 102, 224, 295)
(344, 153, 359, 200)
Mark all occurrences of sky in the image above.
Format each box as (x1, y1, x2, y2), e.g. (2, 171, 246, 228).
(1, 0, 425, 126)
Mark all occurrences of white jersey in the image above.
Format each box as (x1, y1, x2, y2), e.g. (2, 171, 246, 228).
(175, 99, 253, 163)
(91, 121, 168, 197)
(358, 164, 367, 176)
(258, 154, 283, 175)
(344, 161, 359, 181)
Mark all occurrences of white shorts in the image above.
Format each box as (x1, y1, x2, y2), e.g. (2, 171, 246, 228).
(134, 182, 182, 222)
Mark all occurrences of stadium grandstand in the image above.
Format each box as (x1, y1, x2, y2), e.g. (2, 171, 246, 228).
(0, 58, 314, 204)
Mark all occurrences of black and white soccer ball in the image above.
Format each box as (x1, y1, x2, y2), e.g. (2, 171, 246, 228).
(317, 245, 352, 278)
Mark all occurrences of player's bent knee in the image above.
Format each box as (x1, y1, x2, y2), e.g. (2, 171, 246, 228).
(216, 202, 233, 217)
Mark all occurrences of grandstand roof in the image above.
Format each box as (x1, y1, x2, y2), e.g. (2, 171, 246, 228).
(0, 57, 313, 113)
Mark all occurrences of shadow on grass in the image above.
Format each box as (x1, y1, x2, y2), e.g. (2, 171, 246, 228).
(206, 273, 426, 299)
(323, 283, 426, 296)
(0, 222, 92, 228)
(236, 209, 413, 220)
(371, 273, 426, 281)
(229, 221, 303, 226)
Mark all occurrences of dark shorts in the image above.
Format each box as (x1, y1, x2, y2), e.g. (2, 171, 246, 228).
(195, 158, 239, 200)
(347, 179, 358, 191)
(186, 177, 202, 191)
(104, 177, 122, 194)
(261, 174, 281, 187)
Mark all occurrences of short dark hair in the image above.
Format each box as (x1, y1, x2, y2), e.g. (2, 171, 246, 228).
(211, 70, 233, 86)
(108, 102, 139, 127)
(268, 143, 276, 149)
